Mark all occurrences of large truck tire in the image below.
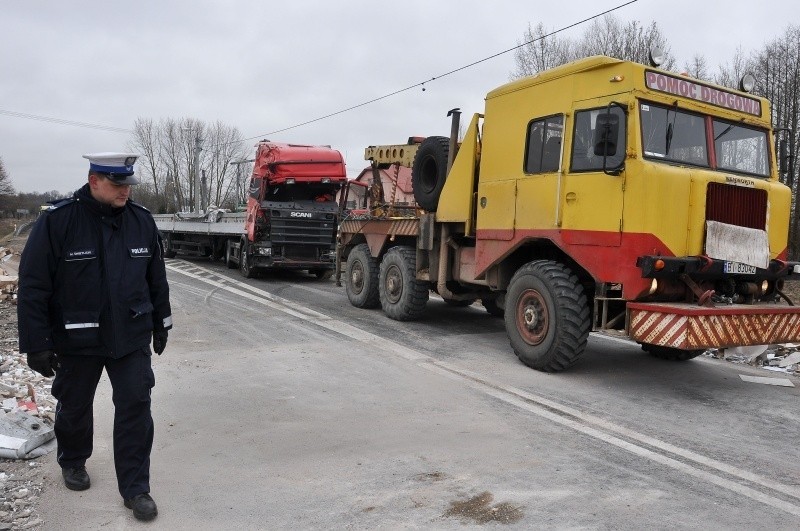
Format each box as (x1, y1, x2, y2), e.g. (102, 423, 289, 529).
(239, 239, 256, 279)
(345, 244, 380, 308)
(379, 246, 429, 321)
(411, 136, 449, 212)
(225, 240, 237, 269)
(505, 260, 590, 372)
(641, 344, 703, 361)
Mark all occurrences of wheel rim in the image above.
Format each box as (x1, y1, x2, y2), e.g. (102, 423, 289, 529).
(350, 261, 365, 294)
(384, 264, 403, 304)
(515, 288, 549, 345)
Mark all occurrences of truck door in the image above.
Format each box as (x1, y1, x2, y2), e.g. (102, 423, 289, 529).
(560, 104, 626, 246)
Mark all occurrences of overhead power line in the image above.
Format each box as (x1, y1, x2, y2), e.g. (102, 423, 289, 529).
(0, 0, 638, 150)
(244, 0, 639, 141)
(0, 109, 131, 134)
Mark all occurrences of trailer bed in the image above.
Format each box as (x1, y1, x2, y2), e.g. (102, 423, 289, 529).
(153, 212, 246, 236)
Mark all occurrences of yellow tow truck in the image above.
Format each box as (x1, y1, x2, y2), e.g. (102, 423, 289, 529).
(336, 54, 800, 372)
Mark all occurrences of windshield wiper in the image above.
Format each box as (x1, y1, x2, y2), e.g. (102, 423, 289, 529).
(665, 123, 673, 155)
(665, 101, 678, 155)
(715, 123, 734, 141)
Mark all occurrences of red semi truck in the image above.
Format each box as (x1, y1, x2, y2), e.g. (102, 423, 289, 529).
(155, 141, 346, 279)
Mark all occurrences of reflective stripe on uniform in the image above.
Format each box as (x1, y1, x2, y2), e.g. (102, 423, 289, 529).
(162, 315, 173, 328)
(64, 323, 100, 329)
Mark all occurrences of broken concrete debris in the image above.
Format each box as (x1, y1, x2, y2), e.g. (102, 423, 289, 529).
(709, 343, 800, 376)
(0, 247, 18, 303)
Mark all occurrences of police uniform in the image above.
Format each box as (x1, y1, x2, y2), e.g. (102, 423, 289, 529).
(17, 153, 171, 516)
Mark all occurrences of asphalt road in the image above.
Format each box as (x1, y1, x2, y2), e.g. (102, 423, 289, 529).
(38, 257, 800, 529)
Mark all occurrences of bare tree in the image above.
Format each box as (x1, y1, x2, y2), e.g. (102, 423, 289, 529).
(130, 118, 162, 196)
(201, 121, 249, 207)
(159, 118, 186, 211)
(575, 17, 675, 69)
(684, 54, 710, 81)
(512, 16, 675, 79)
(0, 157, 15, 215)
(745, 25, 800, 257)
(714, 47, 749, 89)
(0, 157, 13, 196)
(512, 22, 573, 78)
(127, 117, 249, 213)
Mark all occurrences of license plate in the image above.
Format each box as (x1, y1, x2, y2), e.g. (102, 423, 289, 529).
(724, 261, 757, 275)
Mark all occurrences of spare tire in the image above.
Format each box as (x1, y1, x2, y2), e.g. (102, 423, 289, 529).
(412, 136, 449, 211)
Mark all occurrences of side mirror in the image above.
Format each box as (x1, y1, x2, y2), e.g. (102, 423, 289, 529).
(593, 113, 619, 157)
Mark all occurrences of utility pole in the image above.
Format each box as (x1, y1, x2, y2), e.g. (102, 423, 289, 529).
(193, 133, 203, 214)
(201, 169, 207, 211)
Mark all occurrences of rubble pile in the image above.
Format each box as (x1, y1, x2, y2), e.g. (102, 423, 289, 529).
(0, 287, 51, 530)
(709, 344, 800, 375)
(0, 247, 18, 302)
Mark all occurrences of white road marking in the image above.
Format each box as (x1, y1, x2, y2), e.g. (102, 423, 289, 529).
(167, 260, 800, 515)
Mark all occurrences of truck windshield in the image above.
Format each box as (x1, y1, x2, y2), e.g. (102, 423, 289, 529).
(713, 119, 769, 176)
(640, 101, 770, 178)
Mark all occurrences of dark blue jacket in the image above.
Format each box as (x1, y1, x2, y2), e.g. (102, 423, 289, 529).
(17, 184, 172, 358)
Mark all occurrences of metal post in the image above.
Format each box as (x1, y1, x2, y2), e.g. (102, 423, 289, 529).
(446, 108, 461, 174)
(201, 169, 207, 211)
(193, 133, 203, 214)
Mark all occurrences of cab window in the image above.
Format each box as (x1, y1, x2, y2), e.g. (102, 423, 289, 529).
(640, 102, 707, 167)
(713, 119, 769, 177)
(571, 106, 627, 172)
(525, 115, 564, 174)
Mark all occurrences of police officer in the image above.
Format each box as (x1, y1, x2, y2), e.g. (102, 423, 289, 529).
(17, 152, 172, 522)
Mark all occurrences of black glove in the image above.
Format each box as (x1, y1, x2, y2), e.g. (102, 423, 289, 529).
(27, 350, 59, 377)
(152, 330, 168, 355)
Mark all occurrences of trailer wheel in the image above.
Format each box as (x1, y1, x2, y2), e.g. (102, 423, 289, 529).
(481, 298, 505, 317)
(163, 235, 177, 259)
(379, 246, 429, 321)
(505, 260, 590, 372)
(239, 240, 256, 279)
(345, 244, 380, 308)
(225, 240, 237, 269)
(641, 344, 703, 361)
(411, 136, 449, 211)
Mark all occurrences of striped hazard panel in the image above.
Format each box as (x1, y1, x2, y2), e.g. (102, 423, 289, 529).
(628, 302, 800, 349)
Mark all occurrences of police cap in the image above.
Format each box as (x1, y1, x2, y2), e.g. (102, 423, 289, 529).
(83, 152, 140, 185)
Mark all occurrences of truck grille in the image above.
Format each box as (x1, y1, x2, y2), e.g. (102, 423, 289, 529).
(705, 182, 767, 230)
(271, 217, 335, 245)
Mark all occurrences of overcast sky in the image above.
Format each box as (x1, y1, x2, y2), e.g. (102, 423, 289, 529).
(2, 0, 796, 194)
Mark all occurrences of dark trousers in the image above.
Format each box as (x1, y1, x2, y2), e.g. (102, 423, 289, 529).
(51, 348, 155, 499)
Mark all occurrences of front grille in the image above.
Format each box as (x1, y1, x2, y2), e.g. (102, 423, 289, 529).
(271, 218, 335, 245)
(706, 182, 767, 230)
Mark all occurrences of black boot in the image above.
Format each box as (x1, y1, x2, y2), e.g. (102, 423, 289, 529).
(124, 493, 158, 521)
(62, 466, 90, 491)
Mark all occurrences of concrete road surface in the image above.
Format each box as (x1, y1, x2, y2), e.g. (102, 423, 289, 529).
(37, 259, 800, 529)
